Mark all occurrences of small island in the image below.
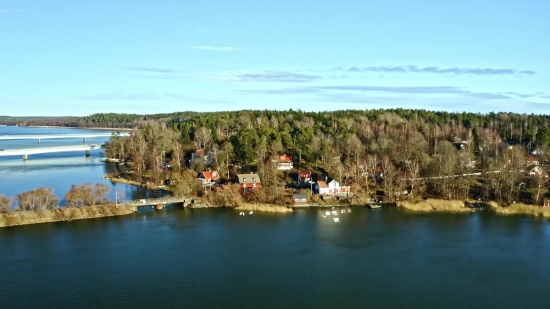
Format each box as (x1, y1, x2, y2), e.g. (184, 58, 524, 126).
(3, 109, 550, 227)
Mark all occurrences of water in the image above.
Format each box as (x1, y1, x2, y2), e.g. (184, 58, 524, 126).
(2, 127, 550, 308)
(0, 126, 153, 201)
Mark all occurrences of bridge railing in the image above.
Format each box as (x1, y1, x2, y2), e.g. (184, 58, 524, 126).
(120, 196, 188, 206)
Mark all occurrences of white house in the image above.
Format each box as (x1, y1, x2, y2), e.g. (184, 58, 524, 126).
(314, 179, 350, 196)
(527, 165, 544, 177)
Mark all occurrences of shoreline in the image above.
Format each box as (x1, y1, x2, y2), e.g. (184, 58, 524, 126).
(5, 198, 550, 228)
(0, 205, 136, 228)
(26, 125, 134, 131)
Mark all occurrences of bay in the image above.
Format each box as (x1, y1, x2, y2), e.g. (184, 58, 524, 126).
(1, 127, 550, 308)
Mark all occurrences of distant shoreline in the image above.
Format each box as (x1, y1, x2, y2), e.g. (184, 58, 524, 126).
(27, 126, 134, 131)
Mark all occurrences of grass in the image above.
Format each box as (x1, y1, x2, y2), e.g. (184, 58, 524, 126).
(236, 203, 294, 213)
(487, 202, 550, 218)
(399, 199, 473, 213)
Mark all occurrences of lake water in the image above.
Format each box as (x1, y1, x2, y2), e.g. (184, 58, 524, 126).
(2, 127, 550, 308)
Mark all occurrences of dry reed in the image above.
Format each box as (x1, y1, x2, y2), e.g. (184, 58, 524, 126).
(487, 202, 550, 218)
(235, 203, 293, 213)
(399, 199, 473, 213)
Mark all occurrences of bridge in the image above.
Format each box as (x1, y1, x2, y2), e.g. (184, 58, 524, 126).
(0, 144, 101, 160)
(119, 196, 194, 210)
(0, 132, 129, 143)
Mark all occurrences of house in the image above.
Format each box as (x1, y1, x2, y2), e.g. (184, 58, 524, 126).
(276, 154, 293, 170)
(298, 170, 311, 183)
(525, 156, 539, 166)
(526, 165, 544, 177)
(314, 179, 350, 196)
(198, 170, 220, 185)
(235, 174, 261, 192)
(293, 194, 308, 206)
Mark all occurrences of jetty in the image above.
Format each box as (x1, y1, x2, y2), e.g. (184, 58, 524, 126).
(119, 196, 195, 210)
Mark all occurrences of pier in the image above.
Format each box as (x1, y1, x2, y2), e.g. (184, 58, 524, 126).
(119, 196, 194, 210)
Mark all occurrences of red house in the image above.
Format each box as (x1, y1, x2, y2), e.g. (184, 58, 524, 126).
(276, 154, 293, 170)
(298, 170, 311, 183)
(235, 174, 261, 193)
(198, 170, 220, 185)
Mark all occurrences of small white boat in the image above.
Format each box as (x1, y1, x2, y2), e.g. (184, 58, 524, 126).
(333, 218, 340, 223)
(368, 204, 382, 209)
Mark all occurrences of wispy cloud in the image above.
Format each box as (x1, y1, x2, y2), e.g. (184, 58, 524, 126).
(237, 84, 539, 101)
(236, 88, 322, 94)
(217, 70, 322, 83)
(312, 85, 515, 99)
(344, 66, 536, 75)
(125, 67, 177, 73)
(190, 46, 242, 52)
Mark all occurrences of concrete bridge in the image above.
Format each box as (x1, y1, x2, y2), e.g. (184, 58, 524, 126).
(0, 132, 129, 144)
(0, 144, 101, 160)
(119, 196, 194, 210)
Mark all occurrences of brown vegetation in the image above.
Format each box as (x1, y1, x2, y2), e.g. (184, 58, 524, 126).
(487, 202, 550, 218)
(235, 203, 293, 213)
(399, 199, 473, 213)
(0, 205, 135, 228)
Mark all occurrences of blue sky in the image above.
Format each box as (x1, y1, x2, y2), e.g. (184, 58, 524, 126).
(1, 0, 549, 116)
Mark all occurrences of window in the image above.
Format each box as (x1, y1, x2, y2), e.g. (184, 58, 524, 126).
(243, 178, 247, 183)
(253, 178, 256, 182)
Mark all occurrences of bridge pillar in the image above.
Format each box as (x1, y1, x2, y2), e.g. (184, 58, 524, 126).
(85, 150, 91, 157)
(37, 138, 40, 144)
(83, 137, 86, 143)
(22, 154, 28, 160)
(156, 204, 164, 210)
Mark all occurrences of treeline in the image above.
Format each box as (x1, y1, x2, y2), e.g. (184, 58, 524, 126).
(0, 183, 116, 213)
(97, 109, 550, 206)
(4, 109, 550, 143)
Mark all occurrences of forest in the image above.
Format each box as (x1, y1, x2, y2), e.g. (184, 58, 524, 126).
(60, 109, 550, 206)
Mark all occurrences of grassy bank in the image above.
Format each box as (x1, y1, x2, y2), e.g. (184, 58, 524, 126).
(235, 203, 294, 213)
(487, 202, 550, 218)
(109, 177, 141, 187)
(399, 199, 473, 213)
(0, 205, 136, 228)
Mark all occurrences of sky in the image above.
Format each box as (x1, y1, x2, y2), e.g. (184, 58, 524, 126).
(1, 0, 549, 116)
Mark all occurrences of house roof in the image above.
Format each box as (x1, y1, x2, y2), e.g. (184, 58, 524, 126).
(525, 156, 539, 162)
(277, 154, 292, 162)
(200, 170, 220, 180)
(527, 165, 542, 172)
(236, 174, 261, 183)
(298, 170, 311, 176)
(316, 180, 328, 188)
(293, 194, 307, 199)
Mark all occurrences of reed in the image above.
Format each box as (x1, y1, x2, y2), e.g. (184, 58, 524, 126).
(235, 203, 293, 213)
(0, 205, 136, 228)
(487, 202, 550, 218)
(399, 199, 473, 213)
